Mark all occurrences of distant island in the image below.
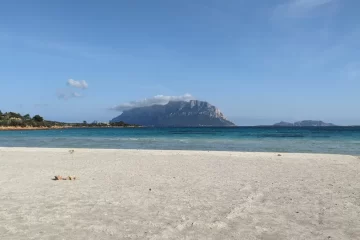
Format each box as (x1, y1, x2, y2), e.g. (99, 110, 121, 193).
(1, 110, 341, 130)
(110, 100, 236, 127)
(273, 120, 336, 127)
(0, 110, 139, 130)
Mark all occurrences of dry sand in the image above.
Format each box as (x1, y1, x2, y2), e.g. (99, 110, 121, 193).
(0, 148, 359, 240)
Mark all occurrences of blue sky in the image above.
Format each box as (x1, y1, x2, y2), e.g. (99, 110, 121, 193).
(1, 0, 359, 125)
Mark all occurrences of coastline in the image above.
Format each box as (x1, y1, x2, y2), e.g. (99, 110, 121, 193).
(0, 126, 69, 131)
(1, 147, 359, 239)
(0, 126, 141, 131)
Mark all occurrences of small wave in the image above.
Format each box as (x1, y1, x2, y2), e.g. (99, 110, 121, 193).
(169, 132, 217, 135)
(257, 134, 305, 138)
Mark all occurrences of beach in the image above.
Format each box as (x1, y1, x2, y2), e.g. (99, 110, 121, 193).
(0, 148, 359, 240)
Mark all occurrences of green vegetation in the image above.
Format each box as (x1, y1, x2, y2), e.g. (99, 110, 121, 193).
(69, 121, 139, 128)
(109, 121, 138, 127)
(23, 114, 31, 120)
(0, 111, 53, 127)
(0, 110, 140, 128)
(32, 115, 44, 122)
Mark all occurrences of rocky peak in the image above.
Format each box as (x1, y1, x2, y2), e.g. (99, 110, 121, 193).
(110, 100, 235, 127)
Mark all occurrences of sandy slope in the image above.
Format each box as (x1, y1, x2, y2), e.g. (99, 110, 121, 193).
(0, 148, 359, 240)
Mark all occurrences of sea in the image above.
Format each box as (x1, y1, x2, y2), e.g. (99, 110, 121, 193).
(0, 127, 360, 155)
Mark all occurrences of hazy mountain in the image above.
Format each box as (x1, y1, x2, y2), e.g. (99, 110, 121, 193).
(110, 100, 236, 127)
(272, 121, 294, 127)
(274, 120, 336, 127)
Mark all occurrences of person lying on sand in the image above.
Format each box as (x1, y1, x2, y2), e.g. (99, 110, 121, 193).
(54, 175, 76, 180)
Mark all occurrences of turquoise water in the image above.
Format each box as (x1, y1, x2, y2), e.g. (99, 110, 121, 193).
(1, 127, 360, 155)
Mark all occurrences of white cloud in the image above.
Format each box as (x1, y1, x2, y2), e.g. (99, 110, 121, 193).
(57, 89, 82, 100)
(67, 79, 88, 89)
(273, 0, 335, 18)
(72, 92, 82, 97)
(56, 79, 87, 100)
(111, 94, 194, 111)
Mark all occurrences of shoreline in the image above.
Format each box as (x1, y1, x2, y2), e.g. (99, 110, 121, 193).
(0, 146, 358, 157)
(1, 147, 359, 157)
(0, 126, 69, 131)
(1, 147, 359, 239)
(0, 126, 141, 131)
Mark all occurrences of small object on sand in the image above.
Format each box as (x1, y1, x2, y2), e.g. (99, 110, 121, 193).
(278, 154, 282, 156)
(149, 188, 151, 191)
(53, 175, 77, 180)
(69, 150, 75, 154)
(54, 175, 62, 180)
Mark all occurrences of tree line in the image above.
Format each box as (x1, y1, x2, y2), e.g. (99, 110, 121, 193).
(0, 110, 139, 128)
(0, 111, 48, 127)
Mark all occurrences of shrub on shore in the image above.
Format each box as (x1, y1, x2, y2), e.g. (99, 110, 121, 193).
(0, 111, 47, 128)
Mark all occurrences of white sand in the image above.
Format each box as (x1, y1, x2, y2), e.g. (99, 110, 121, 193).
(0, 148, 359, 240)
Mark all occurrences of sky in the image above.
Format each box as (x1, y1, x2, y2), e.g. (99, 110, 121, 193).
(1, 0, 359, 125)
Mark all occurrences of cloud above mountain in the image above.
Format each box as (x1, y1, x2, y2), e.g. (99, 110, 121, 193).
(111, 94, 194, 111)
(56, 89, 82, 100)
(57, 78, 88, 100)
(67, 79, 88, 89)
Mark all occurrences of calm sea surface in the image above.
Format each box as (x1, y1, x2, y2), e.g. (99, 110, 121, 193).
(1, 127, 360, 155)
